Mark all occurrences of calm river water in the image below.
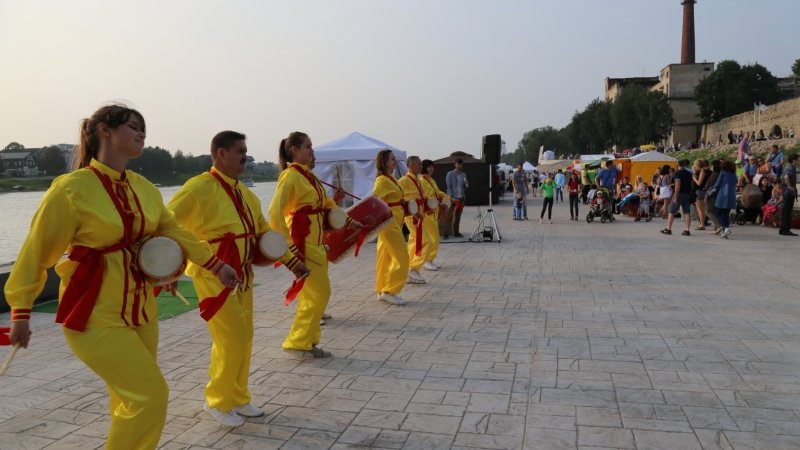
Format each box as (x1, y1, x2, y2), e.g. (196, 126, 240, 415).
(0, 181, 277, 264)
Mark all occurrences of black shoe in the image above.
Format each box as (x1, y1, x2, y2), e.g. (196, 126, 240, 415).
(780, 231, 798, 236)
(454, 233, 464, 238)
(660, 229, 672, 235)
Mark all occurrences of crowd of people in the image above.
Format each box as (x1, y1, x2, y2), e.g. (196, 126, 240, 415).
(508, 149, 799, 238)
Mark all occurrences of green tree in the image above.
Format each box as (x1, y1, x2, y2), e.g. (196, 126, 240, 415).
(511, 126, 571, 164)
(610, 84, 674, 148)
(792, 58, 800, 79)
(34, 145, 67, 175)
(3, 142, 25, 151)
(173, 150, 191, 173)
(694, 60, 781, 122)
(568, 98, 612, 154)
(132, 146, 174, 175)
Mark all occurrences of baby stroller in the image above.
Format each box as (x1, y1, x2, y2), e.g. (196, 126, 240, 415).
(586, 188, 615, 223)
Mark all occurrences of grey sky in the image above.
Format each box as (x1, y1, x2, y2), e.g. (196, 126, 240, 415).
(1, 0, 797, 163)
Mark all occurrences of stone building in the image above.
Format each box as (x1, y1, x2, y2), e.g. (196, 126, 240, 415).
(604, 0, 714, 148)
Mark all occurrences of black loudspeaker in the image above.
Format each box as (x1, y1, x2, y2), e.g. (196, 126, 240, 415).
(482, 134, 501, 164)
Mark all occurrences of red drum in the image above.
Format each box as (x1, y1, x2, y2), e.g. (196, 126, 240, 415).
(252, 231, 288, 266)
(138, 236, 186, 284)
(425, 197, 439, 212)
(325, 208, 347, 230)
(324, 195, 393, 263)
(403, 200, 419, 217)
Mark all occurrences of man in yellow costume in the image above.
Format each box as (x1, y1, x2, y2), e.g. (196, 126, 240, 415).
(399, 156, 429, 284)
(420, 159, 450, 271)
(168, 131, 306, 427)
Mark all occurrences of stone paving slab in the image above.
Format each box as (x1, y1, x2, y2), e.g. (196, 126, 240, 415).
(1, 196, 799, 449)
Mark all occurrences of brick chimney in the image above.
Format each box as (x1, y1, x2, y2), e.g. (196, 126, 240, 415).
(681, 0, 696, 64)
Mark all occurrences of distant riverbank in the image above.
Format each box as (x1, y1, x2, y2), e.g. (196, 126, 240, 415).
(0, 171, 277, 193)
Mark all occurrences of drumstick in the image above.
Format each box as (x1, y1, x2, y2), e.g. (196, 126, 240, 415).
(317, 178, 361, 200)
(335, 166, 342, 189)
(174, 291, 191, 306)
(0, 344, 20, 376)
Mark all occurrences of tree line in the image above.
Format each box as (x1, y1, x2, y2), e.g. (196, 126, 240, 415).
(1, 142, 279, 179)
(503, 58, 797, 164)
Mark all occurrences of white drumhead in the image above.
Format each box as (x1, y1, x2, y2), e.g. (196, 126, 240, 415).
(327, 208, 347, 229)
(426, 197, 439, 209)
(139, 236, 183, 279)
(259, 231, 288, 260)
(442, 197, 452, 208)
(406, 200, 418, 215)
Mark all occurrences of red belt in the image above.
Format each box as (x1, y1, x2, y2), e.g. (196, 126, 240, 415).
(57, 241, 133, 332)
(196, 232, 252, 321)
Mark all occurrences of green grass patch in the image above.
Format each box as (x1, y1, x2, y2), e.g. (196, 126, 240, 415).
(0, 177, 56, 192)
(31, 280, 201, 320)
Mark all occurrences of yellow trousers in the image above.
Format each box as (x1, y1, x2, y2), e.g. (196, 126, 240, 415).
(375, 223, 409, 295)
(405, 216, 427, 271)
(423, 212, 440, 262)
(64, 321, 167, 450)
(193, 276, 254, 411)
(283, 243, 329, 351)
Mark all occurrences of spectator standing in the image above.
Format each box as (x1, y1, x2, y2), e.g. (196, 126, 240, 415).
(709, 160, 738, 239)
(737, 132, 750, 165)
(742, 156, 758, 185)
(705, 160, 722, 234)
(511, 163, 528, 220)
(539, 174, 555, 224)
(692, 159, 709, 230)
(779, 154, 798, 236)
(445, 159, 469, 238)
(661, 159, 694, 236)
(554, 169, 566, 203)
(567, 172, 580, 220)
(530, 170, 540, 197)
(596, 160, 619, 208)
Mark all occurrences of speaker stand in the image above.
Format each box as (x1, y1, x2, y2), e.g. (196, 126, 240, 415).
(469, 166, 501, 243)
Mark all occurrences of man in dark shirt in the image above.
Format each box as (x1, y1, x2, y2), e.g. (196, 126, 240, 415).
(779, 154, 798, 236)
(661, 159, 694, 236)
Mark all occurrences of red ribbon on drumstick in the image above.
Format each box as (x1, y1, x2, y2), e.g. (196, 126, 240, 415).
(284, 272, 309, 306)
(0, 327, 20, 376)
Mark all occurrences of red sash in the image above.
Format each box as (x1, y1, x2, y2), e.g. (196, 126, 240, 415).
(403, 174, 425, 256)
(57, 166, 145, 331)
(197, 170, 258, 321)
(288, 164, 326, 259)
(0, 327, 10, 346)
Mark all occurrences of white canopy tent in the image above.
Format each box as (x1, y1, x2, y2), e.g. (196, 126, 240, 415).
(630, 151, 677, 161)
(522, 161, 536, 172)
(314, 132, 408, 207)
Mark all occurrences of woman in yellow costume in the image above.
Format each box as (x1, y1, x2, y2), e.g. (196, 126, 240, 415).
(3, 104, 238, 449)
(269, 131, 360, 358)
(420, 159, 450, 271)
(372, 149, 409, 305)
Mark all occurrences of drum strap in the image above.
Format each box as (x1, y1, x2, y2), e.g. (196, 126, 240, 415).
(58, 166, 146, 331)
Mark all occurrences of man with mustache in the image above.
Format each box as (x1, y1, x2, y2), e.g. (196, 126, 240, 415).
(168, 131, 307, 427)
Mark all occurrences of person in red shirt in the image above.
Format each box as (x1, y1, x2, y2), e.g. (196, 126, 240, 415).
(567, 172, 581, 220)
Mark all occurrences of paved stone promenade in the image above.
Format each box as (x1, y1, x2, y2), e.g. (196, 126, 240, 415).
(1, 197, 799, 449)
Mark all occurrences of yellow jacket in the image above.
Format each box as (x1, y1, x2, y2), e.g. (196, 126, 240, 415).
(372, 174, 405, 227)
(422, 175, 448, 202)
(398, 172, 425, 204)
(168, 168, 297, 289)
(5, 159, 218, 328)
(268, 163, 344, 251)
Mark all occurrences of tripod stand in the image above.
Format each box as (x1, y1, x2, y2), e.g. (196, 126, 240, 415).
(469, 165, 502, 243)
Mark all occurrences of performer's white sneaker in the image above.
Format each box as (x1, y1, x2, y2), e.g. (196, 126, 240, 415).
(379, 292, 405, 305)
(423, 261, 439, 271)
(234, 403, 265, 417)
(407, 270, 426, 284)
(283, 346, 333, 359)
(203, 403, 245, 427)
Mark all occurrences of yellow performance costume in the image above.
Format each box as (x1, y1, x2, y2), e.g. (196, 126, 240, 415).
(421, 175, 449, 263)
(399, 173, 427, 271)
(372, 174, 409, 294)
(5, 159, 221, 450)
(269, 163, 349, 351)
(168, 167, 298, 412)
